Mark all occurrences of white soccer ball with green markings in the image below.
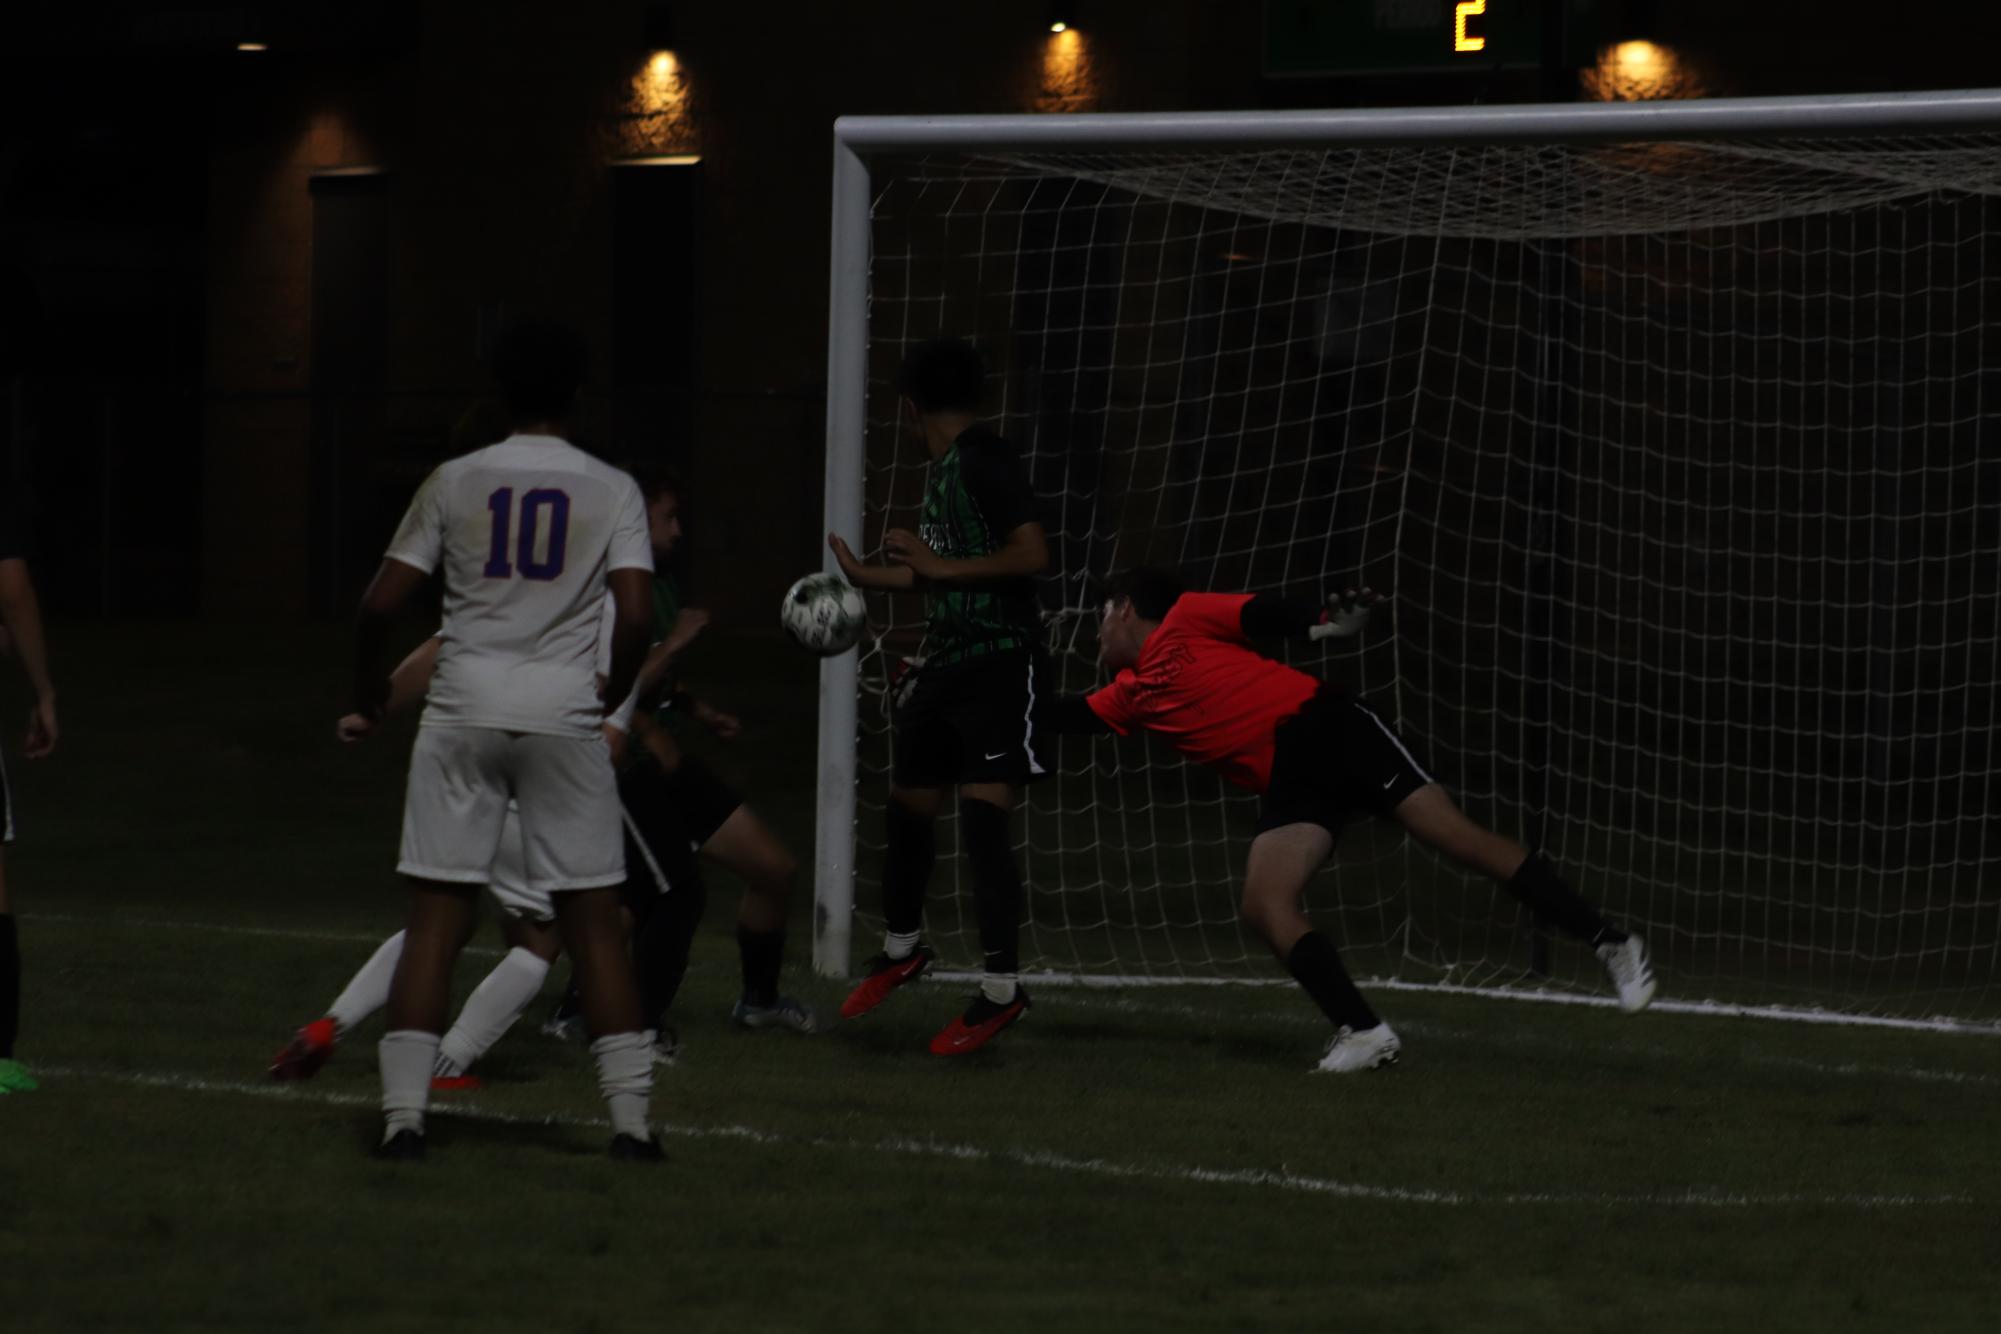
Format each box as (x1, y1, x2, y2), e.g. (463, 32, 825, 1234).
(781, 573, 866, 656)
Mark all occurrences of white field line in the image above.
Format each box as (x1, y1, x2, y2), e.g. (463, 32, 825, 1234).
(930, 969, 2001, 1037)
(34, 1064, 1973, 1210)
(27, 908, 2000, 1056)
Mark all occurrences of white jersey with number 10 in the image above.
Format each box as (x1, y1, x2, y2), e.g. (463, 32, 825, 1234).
(385, 433, 652, 738)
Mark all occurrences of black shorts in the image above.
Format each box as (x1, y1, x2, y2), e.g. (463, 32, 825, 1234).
(615, 752, 740, 904)
(1256, 688, 1435, 835)
(891, 648, 1049, 788)
(1, 747, 12, 844)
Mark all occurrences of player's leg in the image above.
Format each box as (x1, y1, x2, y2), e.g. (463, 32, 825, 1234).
(0, 748, 36, 1094)
(1240, 822, 1399, 1073)
(1342, 685, 1654, 1013)
(377, 878, 480, 1155)
(269, 930, 406, 1080)
(432, 819, 562, 1086)
(375, 726, 511, 1156)
(552, 886, 659, 1158)
(650, 751, 807, 1025)
(842, 658, 957, 1019)
(0, 844, 34, 1095)
(624, 794, 707, 1059)
(839, 782, 942, 1019)
(515, 731, 660, 1159)
(699, 803, 815, 1032)
(926, 651, 1047, 1056)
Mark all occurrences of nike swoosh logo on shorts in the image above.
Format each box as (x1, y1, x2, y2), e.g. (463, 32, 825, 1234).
(984, 750, 1010, 761)
(1382, 775, 1398, 789)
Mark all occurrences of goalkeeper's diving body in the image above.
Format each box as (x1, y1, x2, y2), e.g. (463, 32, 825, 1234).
(1039, 567, 1656, 1073)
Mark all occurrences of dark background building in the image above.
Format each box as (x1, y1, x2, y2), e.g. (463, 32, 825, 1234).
(0, 0, 1991, 623)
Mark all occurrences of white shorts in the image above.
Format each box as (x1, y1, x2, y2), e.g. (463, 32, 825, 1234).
(486, 803, 553, 922)
(398, 726, 625, 893)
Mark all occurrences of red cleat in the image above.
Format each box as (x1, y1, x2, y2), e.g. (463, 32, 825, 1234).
(269, 1017, 339, 1081)
(838, 947, 934, 1020)
(430, 1073, 483, 1092)
(928, 988, 1030, 1056)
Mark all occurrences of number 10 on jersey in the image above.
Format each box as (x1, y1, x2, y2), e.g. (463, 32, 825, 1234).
(484, 487, 570, 580)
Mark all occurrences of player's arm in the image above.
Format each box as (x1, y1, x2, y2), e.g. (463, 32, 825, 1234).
(828, 532, 915, 591)
(604, 568, 653, 719)
(883, 520, 1048, 584)
(1239, 588, 1383, 642)
(1039, 675, 1137, 737)
(337, 634, 440, 742)
(884, 441, 1047, 585)
(1038, 694, 1115, 735)
(349, 558, 432, 723)
(0, 556, 58, 757)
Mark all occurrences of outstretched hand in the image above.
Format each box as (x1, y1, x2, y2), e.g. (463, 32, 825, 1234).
(827, 532, 864, 580)
(336, 712, 376, 744)
(1314, 587, 1386, 641)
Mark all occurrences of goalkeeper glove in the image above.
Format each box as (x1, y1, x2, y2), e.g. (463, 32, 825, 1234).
(1308, 587, 1384, 641)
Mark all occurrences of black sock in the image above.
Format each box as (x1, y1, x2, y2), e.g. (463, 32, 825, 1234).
(1506, 851, 1622, 946)
(882, 801, 935, 940)
(634, 871, 708, 1026)
(960, 798, 1022, 978)
(1286, 932, 1380, 1031)
(737, 926, 785, 1008)
(0, 913, 18, 1060)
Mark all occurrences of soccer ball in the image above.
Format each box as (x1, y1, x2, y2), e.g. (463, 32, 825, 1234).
(780, 573, 867, 655)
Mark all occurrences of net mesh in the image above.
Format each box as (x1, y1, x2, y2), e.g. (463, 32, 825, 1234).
(847, 133, 2001, 1022)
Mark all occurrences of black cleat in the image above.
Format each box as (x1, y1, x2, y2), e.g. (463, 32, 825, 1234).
(372, 1129, 426, 1161)
(609, 1133, 665, 1162)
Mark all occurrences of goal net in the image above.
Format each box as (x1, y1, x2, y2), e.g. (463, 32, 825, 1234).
(821, 97, 2001, 1028)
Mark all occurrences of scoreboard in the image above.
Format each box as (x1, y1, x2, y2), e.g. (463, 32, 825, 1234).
(1263, 0, 1561, 77)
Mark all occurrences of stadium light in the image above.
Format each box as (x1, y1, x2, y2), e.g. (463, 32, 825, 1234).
(236, 42, 267, 52)
(1046, 2, 1078, 34)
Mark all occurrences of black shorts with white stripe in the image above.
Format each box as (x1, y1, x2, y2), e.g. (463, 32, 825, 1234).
(1256, 687, 1435, 835)
(891, 646, 1050, 788)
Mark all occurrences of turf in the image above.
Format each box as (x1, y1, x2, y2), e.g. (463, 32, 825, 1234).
(2, 623, 1999, 1333)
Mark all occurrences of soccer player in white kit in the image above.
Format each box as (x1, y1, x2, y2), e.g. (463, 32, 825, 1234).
(344, 320, 661, 1160)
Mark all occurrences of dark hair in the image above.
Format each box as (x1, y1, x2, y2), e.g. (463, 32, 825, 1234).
(1107, 566, 1185, 622)
(488, 319, 588, 423)
(627, 460, 684, 503)
(896, 335, 986, 414)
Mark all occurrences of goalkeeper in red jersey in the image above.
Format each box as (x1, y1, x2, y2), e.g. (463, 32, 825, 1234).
(1039, 567, 1655, 1073)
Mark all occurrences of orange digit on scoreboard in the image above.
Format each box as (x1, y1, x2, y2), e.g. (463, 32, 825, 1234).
(1455, 0, 1488, 53)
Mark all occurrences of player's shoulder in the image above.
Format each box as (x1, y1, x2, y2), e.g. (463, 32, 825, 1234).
(462, 436, 637, 491)
(955, 423, 1021, 464)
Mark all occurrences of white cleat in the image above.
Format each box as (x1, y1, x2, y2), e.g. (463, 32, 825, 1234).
(1313, 1023, 1401, 1074)
(1597, 934, 1657, 1013)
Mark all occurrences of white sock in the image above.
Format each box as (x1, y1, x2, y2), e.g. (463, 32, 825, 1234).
(590, 1030, 656, 1141)
(884, 930, 920, 961)
(379, 1029, 439, 1141)
(980, 973, 1019, 1005)
(435, 948, 550, 1077)
(328, 931, 406, 1035)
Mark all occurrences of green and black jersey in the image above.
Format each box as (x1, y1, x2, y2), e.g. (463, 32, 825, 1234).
(648, 573, 688, 732)
(918, 424, 1041, 666)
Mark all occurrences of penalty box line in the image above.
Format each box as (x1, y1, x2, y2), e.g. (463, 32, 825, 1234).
(32, 1063, 1975, 1211)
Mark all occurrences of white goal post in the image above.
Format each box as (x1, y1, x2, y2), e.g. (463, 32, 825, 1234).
(815, 90, 2001, 1031)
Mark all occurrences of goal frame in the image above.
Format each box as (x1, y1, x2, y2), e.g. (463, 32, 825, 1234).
(811, 87, 2001, 981)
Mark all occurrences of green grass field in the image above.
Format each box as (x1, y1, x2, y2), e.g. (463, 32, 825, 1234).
(3, 624, 1999, 1333)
